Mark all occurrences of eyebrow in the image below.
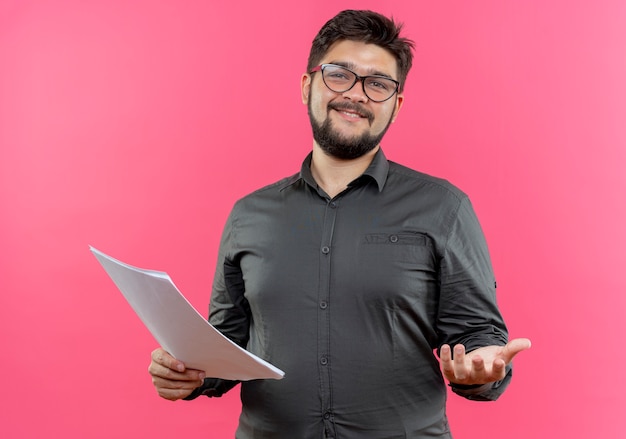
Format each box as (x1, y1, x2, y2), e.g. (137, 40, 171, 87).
(328, 61, 395, 80)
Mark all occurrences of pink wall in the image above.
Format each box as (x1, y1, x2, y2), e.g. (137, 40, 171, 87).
(1, 1, 625, 437)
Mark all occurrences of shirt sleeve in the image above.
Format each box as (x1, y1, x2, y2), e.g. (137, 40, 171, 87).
(436, 196, 512, 401)
(185, 207, 249, 399)
(183, 377, 240, 400)
(448, 365, 512, 401)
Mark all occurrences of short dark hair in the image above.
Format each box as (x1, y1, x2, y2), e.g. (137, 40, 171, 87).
(307, 10, 415, 92)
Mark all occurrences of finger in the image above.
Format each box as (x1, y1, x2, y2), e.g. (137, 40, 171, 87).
(149, 361, 205, 382)
(155, 384, 198, 401)
(440, 344, 452, 362)
(151, 348, 186, 372)
(492, 358, 507, 379)
(157, 388, 185, 401)
(471, 354, 485, 376)
(453, 344, 468, 380)
(499, 338, 532, 363)
(151, 371, 204, 401)
(439, 344, 455, 379)
(152, 375, 204, 391)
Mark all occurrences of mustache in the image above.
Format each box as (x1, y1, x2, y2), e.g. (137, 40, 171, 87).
(328, 102, 374, 125)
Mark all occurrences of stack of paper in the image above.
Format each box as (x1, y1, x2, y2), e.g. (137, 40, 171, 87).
(91, 246, 284, 381)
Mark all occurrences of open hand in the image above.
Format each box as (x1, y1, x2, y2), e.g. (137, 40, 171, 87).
(440, 338, 531, 385)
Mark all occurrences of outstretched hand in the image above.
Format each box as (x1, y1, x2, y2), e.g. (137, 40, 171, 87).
(440, 338, 531, 386)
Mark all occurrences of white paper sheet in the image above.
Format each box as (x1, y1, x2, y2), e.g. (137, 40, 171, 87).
(90, 246, 284, 381)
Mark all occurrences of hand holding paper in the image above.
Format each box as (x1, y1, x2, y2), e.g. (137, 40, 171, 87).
(91, 246, 284, 381)
(148, 347, 207, 401)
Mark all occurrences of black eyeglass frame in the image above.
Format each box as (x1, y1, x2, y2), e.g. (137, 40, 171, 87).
(309, 63, 400, 103)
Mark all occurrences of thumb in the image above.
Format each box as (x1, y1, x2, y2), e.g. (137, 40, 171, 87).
(500, 338, 532, 363)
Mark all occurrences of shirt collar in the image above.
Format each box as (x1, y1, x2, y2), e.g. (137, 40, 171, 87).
(294, 148, 389, 193)
(361, 148, 389, 192)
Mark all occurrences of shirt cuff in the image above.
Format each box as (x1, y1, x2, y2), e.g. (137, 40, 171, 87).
(182, 378, 240, 400)
(449, 364, 513, 401)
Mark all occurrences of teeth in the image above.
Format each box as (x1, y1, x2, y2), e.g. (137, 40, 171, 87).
(341, 111, 361, 118)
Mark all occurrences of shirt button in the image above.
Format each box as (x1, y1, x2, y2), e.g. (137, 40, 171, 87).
(321, 246, 330, 254)
(320, 356, 328, 365)
(320, 301, 328, 309)
(389, 235, 399, 243)
(329, 202, 337, 209)
(323, 412, 332, 419)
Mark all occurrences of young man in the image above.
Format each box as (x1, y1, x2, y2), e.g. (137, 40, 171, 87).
(148, 10, 530, 438)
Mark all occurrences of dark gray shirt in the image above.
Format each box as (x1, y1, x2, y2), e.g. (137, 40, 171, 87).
(188, 149, 511, 438)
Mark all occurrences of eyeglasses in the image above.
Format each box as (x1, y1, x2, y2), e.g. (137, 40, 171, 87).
(310, 64, 400, 103)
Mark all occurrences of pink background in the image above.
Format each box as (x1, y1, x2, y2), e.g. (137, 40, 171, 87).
(1, 0, 625, 437)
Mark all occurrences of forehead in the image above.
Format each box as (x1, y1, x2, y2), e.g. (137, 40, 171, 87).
(320, 40, 399, 78)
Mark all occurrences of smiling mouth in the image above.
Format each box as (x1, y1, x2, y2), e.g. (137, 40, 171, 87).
(338, 110, 364, 119)
(329, 103, 373, 124)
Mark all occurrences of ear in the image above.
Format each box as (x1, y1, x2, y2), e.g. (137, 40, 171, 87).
(390, 93, 404, 123)
(301, 73, 312, 105)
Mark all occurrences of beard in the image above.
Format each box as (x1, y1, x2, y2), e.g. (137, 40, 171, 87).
(308, 98, 394, 160)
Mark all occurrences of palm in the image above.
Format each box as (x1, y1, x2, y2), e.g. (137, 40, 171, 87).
(440, 338, 531, 385)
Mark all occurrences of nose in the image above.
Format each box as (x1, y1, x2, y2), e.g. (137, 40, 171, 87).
(341, 78, 369, 102)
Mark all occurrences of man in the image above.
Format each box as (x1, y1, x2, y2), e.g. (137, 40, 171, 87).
(148, 10, 531, 438)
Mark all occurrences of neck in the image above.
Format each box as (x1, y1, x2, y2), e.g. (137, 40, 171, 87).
(310, 144, 379, 198)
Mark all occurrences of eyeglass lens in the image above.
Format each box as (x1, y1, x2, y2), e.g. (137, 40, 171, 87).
(321, 65, 397, 102)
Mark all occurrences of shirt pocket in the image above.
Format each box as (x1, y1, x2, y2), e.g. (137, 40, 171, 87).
(362, 232, 436, 270)
(357, 232, 438, 308)
(361, 232, 437, 275)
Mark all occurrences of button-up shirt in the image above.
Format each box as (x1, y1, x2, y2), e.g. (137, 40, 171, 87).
(188, 149, 511, 438)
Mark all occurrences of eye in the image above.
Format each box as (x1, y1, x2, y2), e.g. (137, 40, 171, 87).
(326, 71, 350, 81)
(366, 78, 391, 91)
